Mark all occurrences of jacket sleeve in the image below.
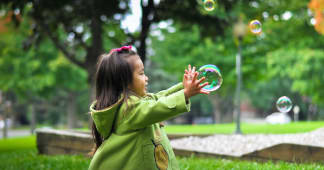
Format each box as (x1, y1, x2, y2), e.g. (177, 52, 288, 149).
(119, 89, 190, 131)
(155, 82, 184, 97)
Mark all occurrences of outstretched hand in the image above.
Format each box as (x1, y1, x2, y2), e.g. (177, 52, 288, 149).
(183, 64, 209, 101)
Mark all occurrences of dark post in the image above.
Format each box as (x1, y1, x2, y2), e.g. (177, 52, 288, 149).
(233, 17, 246, 134)
(235, 36, 243, 134)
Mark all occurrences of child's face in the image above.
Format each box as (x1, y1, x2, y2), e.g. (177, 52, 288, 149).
(128, 55, 148, 97)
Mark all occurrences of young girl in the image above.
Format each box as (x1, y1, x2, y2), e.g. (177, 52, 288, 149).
(89, 45, 209, 170)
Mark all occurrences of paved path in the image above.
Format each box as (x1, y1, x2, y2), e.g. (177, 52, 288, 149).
(0, 129, 31, 138)
(171, 128, 324, 157)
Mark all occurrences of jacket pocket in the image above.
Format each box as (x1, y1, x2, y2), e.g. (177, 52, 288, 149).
(154, 144, 169, 170)
(142, 142, 169, 170)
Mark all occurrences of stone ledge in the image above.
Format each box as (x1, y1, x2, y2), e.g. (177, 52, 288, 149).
(36, 129, 324, 163)
(35, 129, 209, 156)
(243, 143, 324, 162)
(36, 129, 93, 156)
(173, 143, 324, 163)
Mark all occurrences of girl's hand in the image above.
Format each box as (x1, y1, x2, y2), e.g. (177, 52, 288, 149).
(183, 65, 209, 101)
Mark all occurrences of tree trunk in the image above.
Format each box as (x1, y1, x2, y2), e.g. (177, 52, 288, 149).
(139, 0, 155, 63)
(2, 105, 8, 138)
(29, 104, 36, 134)
(87, 68, 97, 129)
(67, 91, 77, 129)
(208, 95, 222, 123)
(221, 96, 234, 123)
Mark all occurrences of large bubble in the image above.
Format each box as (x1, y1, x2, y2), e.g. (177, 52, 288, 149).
(197, 64, 223, 92)
(203, 0, 215, 11)
(249, 19, 262, 34)
(276, 96, 293, 113)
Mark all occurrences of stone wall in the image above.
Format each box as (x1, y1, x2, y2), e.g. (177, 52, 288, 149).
(36, 129, 93, 156)
(36, 129, 209, 156)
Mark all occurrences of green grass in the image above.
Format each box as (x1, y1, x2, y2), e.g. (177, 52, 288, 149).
(0, 149, 91, 170)
(0, 135, 36, 152)
(165, 121, 324, 134)
(1, 148, 324, 170)
(17, 121, 324, 135)
(177, 156, 324, 170)
(1, 135, 324, 169)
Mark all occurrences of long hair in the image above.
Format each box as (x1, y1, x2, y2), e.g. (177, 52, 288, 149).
(91, 49, 137, 155)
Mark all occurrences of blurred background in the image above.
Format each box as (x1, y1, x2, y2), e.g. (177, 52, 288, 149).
(0, 0, 324, 136)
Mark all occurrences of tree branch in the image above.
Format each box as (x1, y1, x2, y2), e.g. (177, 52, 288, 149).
(139, 0, 155, 62)
(62, 24, 89, 50)
(36, 19, 85, 68)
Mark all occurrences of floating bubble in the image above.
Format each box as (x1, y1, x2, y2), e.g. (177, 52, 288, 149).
(249, 19, 262, 34)
(276, 96, 293, 113)
(197, 64, 223, 92)
(203, 0, 215, 11)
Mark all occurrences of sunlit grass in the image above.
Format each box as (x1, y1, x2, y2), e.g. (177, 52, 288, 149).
(0, 135, 36, 152)
(177, 156, 324, 170)
(0, 148, 323, 170)
(1, 129, 324, 170)
(165, 121, 324, 134)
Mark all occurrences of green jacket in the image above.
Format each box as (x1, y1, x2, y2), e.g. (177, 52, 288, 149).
(89, 83, 190, 170)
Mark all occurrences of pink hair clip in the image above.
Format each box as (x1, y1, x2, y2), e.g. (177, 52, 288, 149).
(110, 45, 132, 53)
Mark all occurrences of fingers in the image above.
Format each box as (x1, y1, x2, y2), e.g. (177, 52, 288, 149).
(197, 77, 206, 84)
(192, 66, 195, 74)
(200, 90, 210, 95)
(191, 72, 198, 83)
(188, 64, 191, 73)
(183, 74, 189, 80)
(199, 82, 209, 88)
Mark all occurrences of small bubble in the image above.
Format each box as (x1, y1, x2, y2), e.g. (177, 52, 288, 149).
(249, 19, 262, 34)
(197, 64, 223, 92)
(203, 0, 215, 12)
(276, 96, 293, 113)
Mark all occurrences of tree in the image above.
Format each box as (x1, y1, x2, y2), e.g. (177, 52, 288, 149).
(0, 0, 239, 126)
(151, 0, 324, 121)
(0, 10, 88, 129)
(0, 0, 240, 98)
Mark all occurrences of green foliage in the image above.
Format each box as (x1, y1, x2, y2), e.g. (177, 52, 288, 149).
(267, 48, 324, 104)
(0, 22, 57, 99)
(151, 0, 324, 118)
(151, 25, 237, 97)
(0, 11, 90, 126)
(0, 14, 88, 101)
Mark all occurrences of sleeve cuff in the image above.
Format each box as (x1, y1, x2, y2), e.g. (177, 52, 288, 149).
(168, 89, 191, 113)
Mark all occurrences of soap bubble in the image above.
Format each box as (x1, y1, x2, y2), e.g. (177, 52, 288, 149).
(197, 64, 223, 92)
(276, 96, 293, 113)
(204, 0, 215, 11)
(249, 19, 262, 34)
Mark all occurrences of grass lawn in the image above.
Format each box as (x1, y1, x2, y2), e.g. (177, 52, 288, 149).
(0, 135, 35, 152)
(16, 121, 324, 135)
(165, 121, 324, 134)
(1, 133, 324, 170)
(1, 148, 324, 170)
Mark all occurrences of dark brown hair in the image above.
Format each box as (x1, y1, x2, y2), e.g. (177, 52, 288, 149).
(91, 48, 137, 155)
